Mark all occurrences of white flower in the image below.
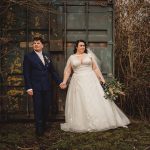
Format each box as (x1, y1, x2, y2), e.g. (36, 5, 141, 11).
(44, 56, 51, 63)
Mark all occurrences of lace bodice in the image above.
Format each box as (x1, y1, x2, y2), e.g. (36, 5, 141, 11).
(69, 54, 93, 73)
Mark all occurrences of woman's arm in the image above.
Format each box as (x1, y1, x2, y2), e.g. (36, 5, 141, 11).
(92, 59, 105, 83)
(62, 63, 72, 84)
(60, 57, 72, 90)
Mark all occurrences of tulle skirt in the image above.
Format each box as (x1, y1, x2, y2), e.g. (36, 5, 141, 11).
(61, 71, 130, 132)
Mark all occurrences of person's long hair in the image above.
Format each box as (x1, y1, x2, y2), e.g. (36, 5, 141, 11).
(73, 40, 88, 54)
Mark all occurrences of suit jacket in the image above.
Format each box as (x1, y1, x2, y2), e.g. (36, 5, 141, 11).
(23, 51, 61, 91)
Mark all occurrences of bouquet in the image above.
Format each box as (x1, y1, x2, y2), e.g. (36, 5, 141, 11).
(101, 78, 125, 101)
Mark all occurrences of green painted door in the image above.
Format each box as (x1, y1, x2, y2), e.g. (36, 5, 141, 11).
(0, 0, 113, 120)
(65, 3, 114, 78)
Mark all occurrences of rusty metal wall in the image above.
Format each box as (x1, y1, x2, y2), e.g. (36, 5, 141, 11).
(0, 0, 113, 121)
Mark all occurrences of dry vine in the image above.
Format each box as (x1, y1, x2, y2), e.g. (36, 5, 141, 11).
(115, 0, 150, 120)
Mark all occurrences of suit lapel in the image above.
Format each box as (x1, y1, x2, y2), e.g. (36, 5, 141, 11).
(32, 51, 45, 67)
(43, 53, 50, 67)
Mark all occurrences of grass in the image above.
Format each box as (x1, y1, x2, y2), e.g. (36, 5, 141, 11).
(0, 120, 150, 150)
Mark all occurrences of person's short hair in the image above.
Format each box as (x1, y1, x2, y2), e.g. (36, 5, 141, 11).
(73, 39, 87, 54)
(33, 37, 44, 44)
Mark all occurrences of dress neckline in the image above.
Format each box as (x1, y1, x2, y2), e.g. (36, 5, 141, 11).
(74, 53, 87, 64)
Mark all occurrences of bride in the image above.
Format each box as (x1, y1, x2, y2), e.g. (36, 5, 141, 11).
(60, 40, 130, 132)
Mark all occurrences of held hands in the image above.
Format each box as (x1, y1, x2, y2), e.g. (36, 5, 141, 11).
(59, 82, 67, 89)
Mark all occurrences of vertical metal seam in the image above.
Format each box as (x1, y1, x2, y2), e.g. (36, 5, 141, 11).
(26, 3, 30, 118)
(112, 0, 115, 77)
(86, 1, 89, 43)
(48, 2, 51, 51)
(64, 1, 67, 61)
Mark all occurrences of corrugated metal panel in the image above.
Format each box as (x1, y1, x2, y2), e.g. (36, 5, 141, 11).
(0, 0, 113, 120)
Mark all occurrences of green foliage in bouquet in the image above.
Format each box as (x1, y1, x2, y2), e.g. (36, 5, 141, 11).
(102, 79, 125, 101)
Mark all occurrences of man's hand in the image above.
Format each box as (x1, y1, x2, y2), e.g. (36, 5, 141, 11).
(59, 82, 67, 89)
(27, 89, 33, 96)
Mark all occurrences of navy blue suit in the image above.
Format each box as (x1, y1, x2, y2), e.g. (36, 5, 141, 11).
(23, 51, 61, 132)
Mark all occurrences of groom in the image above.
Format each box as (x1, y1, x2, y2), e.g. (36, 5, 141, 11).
(23, 37, 62, 136)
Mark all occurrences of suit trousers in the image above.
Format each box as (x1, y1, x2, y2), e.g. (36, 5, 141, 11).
(32, 90, 51, 130)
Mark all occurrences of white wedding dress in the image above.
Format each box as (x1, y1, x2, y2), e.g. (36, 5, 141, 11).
(61, 53, 130, 132)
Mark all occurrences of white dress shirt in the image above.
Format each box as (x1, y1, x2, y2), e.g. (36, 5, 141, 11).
(34, 50, 45, 65)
